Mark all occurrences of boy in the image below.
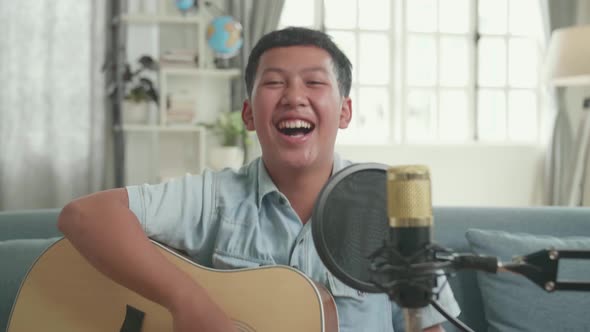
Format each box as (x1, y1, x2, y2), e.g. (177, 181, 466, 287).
(59, 27, 460, 331)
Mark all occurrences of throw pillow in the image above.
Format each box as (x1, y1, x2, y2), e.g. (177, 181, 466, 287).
(466, 229, 590, 332)
(0, 237, 60, 332)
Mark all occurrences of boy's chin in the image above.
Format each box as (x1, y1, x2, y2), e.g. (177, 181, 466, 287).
(274, 151, 329, 171)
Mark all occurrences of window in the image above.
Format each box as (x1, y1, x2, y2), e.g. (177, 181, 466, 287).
(279, 0, 545, 145)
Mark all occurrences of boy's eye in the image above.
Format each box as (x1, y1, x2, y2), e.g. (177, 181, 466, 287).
(264, 80, 284, 85)
(307, 81, 325, 85)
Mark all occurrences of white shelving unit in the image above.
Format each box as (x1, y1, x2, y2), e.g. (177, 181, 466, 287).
(121, 0, 238, 185)
(122, 124, 204, 132)
(159, 67, 240, 77)
(121, 14, 202, 24)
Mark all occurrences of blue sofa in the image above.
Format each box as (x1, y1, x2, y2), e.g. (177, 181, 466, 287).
(1, 207, 589, 332)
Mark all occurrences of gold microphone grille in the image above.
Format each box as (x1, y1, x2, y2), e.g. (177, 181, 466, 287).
(387, 165, 433, 227)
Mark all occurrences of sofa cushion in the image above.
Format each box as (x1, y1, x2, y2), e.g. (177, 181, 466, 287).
(0, 237, 60, 332)
(466, 229, 590, 332)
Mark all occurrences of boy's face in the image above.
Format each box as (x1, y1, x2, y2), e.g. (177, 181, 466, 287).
(242, 45, 352, 172)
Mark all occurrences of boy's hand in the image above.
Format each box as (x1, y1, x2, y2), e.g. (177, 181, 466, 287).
(170, 289, 238, 332)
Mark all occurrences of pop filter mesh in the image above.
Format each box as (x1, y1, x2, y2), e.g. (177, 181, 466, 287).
(312, 163, 391, 292)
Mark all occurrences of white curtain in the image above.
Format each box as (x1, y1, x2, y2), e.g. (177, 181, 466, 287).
(541, 0, 586, 205)
(227, 0, 286, 108)
(0, 1, 107, 210)
(227, 0, 286, 162)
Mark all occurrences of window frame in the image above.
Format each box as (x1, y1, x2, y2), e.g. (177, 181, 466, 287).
(278, 0, 545, 146)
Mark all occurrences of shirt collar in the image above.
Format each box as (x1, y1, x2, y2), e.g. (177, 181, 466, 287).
(257, 158, 279, 206)
(256, 153, 347, 206)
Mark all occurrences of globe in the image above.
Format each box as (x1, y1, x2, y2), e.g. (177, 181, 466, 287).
(175, 0, 195, 12)
(206, 16, 244, 59)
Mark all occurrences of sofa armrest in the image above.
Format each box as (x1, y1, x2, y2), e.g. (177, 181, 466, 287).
(0, 209, 62, 241)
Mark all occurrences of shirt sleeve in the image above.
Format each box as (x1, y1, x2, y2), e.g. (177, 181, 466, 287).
(125, 171, 217, 256)
(418, 274, 462, 329)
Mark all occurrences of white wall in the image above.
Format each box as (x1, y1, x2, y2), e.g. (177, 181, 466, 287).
(336, 144, 546, 207)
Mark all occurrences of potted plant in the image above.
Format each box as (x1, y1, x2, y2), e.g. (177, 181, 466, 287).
(122, 55, 159, 124)
(202, 111, 250, 170)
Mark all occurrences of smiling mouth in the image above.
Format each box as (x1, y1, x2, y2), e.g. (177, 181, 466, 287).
(276, 120, 315, 136)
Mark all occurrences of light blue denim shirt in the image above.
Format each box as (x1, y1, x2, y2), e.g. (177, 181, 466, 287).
(127, 154, 460, 331)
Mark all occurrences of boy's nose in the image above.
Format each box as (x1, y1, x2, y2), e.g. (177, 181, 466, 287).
(281, 82, 309, 108)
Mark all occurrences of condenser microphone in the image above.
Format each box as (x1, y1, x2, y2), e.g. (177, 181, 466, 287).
(311, 163, 446, 332)
(384, 165, 436, 309)
(310, 163, 441, 303)
(384, 166, 437, 332)
(311, 163, 472, 332)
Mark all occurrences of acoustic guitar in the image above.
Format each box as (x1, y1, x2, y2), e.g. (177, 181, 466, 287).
(7, 238, 338, 332)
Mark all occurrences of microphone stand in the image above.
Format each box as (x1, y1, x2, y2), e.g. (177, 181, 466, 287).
(369, 242, 590, 332)
(403, 309, 422, 332)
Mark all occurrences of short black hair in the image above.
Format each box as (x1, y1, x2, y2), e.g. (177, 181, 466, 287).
(245, 27, 352, 98)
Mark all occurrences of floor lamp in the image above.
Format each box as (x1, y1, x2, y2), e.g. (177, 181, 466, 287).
(544, 24, 590, 205)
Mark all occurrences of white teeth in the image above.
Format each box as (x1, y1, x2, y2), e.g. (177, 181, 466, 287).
(278, 120, 312, 129)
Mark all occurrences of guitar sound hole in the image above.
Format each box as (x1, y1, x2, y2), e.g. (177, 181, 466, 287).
(233, 320, 256, 332)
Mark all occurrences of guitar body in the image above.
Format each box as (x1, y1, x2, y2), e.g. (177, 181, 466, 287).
(7, 238, 338, 332)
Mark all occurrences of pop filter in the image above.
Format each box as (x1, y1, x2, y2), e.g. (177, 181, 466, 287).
(312, 163, 476, 332)
(312, 163, 391, 293)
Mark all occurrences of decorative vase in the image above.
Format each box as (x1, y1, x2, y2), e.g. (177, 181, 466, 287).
(208, 146, 244, 170)
(122, 101, 150, 124)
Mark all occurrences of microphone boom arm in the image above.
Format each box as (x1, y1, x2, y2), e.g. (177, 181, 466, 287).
(499, 249, 590, 292)
(371, 244, 590, 293)
(369, 244, 590, 332)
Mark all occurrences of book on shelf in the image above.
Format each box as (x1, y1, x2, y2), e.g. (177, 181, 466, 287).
(166, 92, 197, 125)
(160, 49, 198, 67)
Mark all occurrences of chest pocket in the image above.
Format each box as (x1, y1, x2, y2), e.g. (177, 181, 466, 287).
(326, 273, 365, 301)
(212, 251, 274, 270)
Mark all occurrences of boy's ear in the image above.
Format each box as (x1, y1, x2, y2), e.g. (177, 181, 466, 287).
(339, 97, 352, 129)
(242, 99, 256, 131)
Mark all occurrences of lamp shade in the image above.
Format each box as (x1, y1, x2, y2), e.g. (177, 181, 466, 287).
(545, 24, 590, 86)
